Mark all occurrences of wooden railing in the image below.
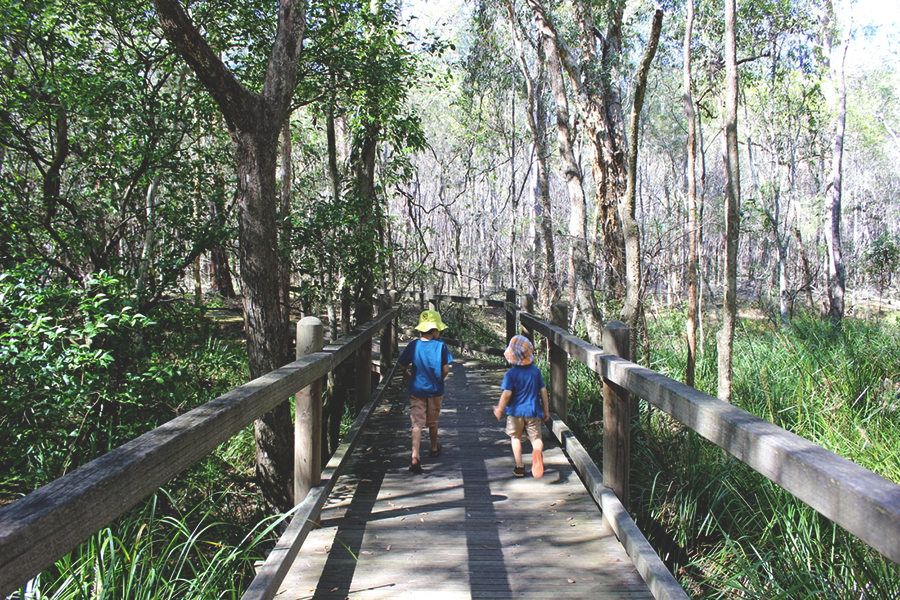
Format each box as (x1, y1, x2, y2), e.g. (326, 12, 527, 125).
(0, 304, 399, 598)
(504, 296, 900, 568)
(5, 287, 898, 600)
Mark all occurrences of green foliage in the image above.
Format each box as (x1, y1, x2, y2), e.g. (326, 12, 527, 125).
(0, 262, 247, 499)
(11, 490, 283, 600)
(863, 233, 900, 297)
(628, 311, 900, 598)
(0, 0, 234, 302)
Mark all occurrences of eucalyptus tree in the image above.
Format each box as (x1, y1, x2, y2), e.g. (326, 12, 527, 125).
(503, 0, 558, 310)
(717, 0, 740, 403)
(824, 0, 851, 325)
(683, 0, 700, 387)
(152, 0, 305, 512)
(525, 0, 602, 341)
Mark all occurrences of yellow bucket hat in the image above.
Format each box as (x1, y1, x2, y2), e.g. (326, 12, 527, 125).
(415, 310, 448, 332)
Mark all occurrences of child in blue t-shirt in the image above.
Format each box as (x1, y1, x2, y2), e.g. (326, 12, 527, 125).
(399, 310, 453, 474)
(493, 335, 550, 478)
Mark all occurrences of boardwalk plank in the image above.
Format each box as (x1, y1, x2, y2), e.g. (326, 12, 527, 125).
(277, 358, 654, 600)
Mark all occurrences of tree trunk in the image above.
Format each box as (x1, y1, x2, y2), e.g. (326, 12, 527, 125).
(683, 0, 699, 388)
(826, 5, 850, 325)
(571, 0, 628, 299)
(152, 0, 305, 512)
(620, 10, 662, 332)
(208, 172, 237, 298)
(138, 174, 161, 301)
(717, 0, 741, 403)
(505, 0, 556, 310)
(279, 118, 294, 335)
(527, 0, 603, 344)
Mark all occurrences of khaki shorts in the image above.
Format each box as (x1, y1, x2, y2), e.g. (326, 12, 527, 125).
(410, 395, 443, 429)
(505, 416, 542, 442)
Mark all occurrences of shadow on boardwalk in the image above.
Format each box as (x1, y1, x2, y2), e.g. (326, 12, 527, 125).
(277, 358, 652, 600)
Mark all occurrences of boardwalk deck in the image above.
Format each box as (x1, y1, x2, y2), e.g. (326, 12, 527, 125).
(277, 358, 653, 600)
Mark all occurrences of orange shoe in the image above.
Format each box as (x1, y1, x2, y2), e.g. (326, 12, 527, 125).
(532, 449, 544, 479)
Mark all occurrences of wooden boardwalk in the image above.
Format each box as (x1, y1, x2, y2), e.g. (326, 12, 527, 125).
(277, 357, 653, 600)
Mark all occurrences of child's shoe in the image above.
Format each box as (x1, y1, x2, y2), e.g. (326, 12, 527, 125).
(408, 459, 422, 474)
(532, 449, 544, 479)
(513, 466, 525, 477)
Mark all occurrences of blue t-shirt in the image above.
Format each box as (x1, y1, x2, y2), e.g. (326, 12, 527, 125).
(398, 338, 453, 397)
(501, 364, 546, 418)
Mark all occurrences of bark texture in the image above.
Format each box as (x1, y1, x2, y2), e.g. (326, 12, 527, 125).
(153, 0, 305, 512)
(683, 0, 699, 388)
(620, 10, 663, 332)
(717, 0, 741, 403)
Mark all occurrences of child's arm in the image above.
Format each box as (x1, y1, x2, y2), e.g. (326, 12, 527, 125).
(442, 363, 450, 380)
(540, 387, 550, 422)
(493, 389, 512, 420)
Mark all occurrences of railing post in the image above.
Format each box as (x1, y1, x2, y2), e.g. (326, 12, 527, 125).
(295, 317, 324, 503)
(549, 301, 568, 421)
(340, 285, 351, 335)
(427, 284, 438, 312)
(379, 292, 395, 376)
(505, 288, 517, 342)
(521, 294, 534, 344)
(356, 333, 373, 413)
(603, 320, 631, 511)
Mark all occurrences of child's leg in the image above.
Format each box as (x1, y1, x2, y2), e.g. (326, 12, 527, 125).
(409, 396, 427, 466)
(411, 426, 422, 461)
(428, 425, 439, 452)
(526, 419, 545, 478)
(425, 396, 443, 452)
(510, 435, 524, 468)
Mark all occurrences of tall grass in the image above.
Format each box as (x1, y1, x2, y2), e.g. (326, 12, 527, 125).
(12, 489, 285, 600)
(633, 311, 900, 598)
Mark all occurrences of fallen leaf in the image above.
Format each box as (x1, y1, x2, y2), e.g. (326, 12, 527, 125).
(386, 545, 392, 551)
(567, 579, 576, 584)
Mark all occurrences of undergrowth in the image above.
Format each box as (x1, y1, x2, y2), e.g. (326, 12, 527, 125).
(632, 310, 900, 598)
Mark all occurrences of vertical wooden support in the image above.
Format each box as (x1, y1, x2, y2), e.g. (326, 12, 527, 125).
(379, 293, 395, 377)
(521, 294, 534, 344)
(356, 335, 373, 412)
(505, 288, 517, 342)
(603, 320, 631, 511)
(295, 317, 324, 503)
(340, 285, 351, 334)
(427, 284, 438, 312)
(549, 302, 568, 421)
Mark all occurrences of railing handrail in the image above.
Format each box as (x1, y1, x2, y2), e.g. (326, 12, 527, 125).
(0, 307, 399, 597)
(519, 310, 900, 565)
(241, 359, 402, 600)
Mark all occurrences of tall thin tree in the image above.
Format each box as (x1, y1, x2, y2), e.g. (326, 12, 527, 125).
(683, 0, 700, 388)
(717, 0, 741, 403)
(826, 2, 851, 325)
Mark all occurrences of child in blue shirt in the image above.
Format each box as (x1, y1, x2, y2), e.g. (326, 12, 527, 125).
(399, 310, 453, 474)
(493, 335, 550, 478)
